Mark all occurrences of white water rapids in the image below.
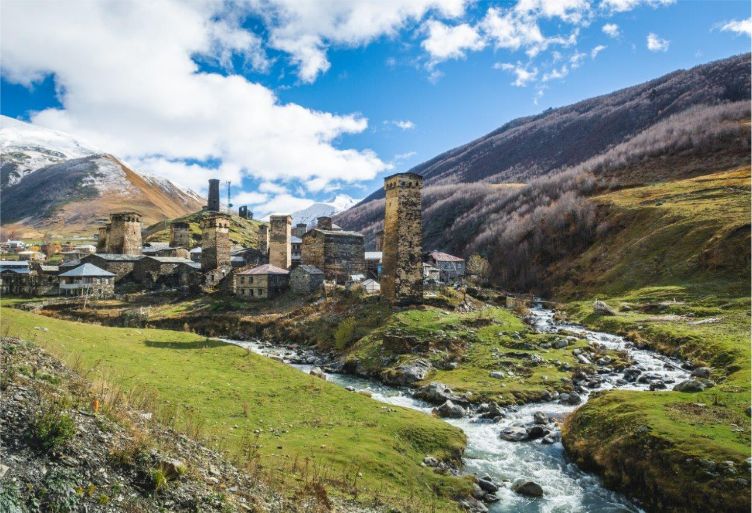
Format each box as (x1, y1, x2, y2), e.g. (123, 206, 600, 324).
(222, 303, 690, 512)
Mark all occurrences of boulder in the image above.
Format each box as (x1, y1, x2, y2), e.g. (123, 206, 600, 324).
(415, 382, 455, 404)
(691, 367, 712, 379)
(533, 411, 548, 425)
(552, 339, 568, 349)
(479, 402, 504, 421)
(673, 380, 706, 393)
(526, 425, 547, 440)
(435, 400, 466, 418)
(477, 477, 499, 493)
(309, 367, 326, 380)
(560, 392, 582, 405)
(593, 300, 617, 316)
(383, 359, 432, 386)
(489, 371, 505, 379)
(499, 425, 528, 442)
(512, 479, 544, 497)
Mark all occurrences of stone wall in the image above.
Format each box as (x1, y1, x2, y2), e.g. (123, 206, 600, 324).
(301, 230, 365, 284)
(201, 213, 231, 271)
(380, 173, 423, 304)
(207, 179, 220, 212)
(97, 226, 108, 252)
(81, 255, 140, 283)
(258, 225, 269, 258)
(269, 215, 292, 269)
(289, 266, 324, 294)
(108, 212, 142, 255)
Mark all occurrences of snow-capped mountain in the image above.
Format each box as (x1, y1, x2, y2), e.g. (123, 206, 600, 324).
(0, 116, 203, 238)
(290, 194, 360, 228)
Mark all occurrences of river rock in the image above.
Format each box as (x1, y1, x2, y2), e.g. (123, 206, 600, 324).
(691, 367, 712, 378)
(623, 368, 641, 382)
(499, 425, 528, 442)
(673, 380, 706, 392)
(553, 339, 569, 349)
(526, 425, 547, 440)
(649, 380, 666, 390)
(559, 392, 582, 405)
(415, 382, 456, 404)
(309, 367, 326, 380)
(512, 479, 544, 497)
(477, 477, 499, 493)
(383, 359, 432, 386)
(435, 400, 465, 418)
(576, 354, 592, 365)
(593, 300, 617, 316)
(489, 371, 505, 379)
(479, 402, 504, 421)
(533, 411, 548, 425)
(541, 432, 561, 444)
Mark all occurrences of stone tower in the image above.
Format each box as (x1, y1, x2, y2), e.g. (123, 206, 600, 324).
(108, 212, 142, 255)
(380, 173, 423, 304)
(238, 206, 252, 219)
(269, 214, 292, 269)
(201, 213, 231, 271)
(317, 216, 333, 230)
(207, 179, 220, 212)
(374, 229, 384, 251)
(170, 221, 191, 248)
(258, 224, 269, 259)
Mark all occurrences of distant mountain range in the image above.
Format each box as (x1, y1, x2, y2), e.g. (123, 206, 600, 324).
(0, 116, 203, 239)
(290, 195, 359, 228)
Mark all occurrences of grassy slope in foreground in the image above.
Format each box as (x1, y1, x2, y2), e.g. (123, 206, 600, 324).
(0, 305, 471, 512)
(560, 168, 750, 512)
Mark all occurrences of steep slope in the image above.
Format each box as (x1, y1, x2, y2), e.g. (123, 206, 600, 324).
(0, 116, 203, 238)
(144, 209, 263, 249)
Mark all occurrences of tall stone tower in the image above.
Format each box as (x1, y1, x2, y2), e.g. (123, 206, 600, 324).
(108, 212, 142, 255)
(380, 173, 423, 304)
(201, 213, 231, 271)
(207, 179, 220, 212)
(170, 221, 191, 248)
(269, 214, 292, 269)
(258, 224, 269, 259)
(97, 225, 109, 253)
(374, 229, 384, 251)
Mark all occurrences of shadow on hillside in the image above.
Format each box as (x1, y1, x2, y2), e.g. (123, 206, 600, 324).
(144, 339, 227, 350)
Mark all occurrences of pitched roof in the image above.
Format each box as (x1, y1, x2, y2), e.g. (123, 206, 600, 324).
(291, 236, 302, 244)
(146, 256, 194, 264)
(294, 265, 324, 275)
(237, 264, 289, 275)
(59, 263, 115, 278)
(308, 228, 364, 238)
(88, 254, 143, 261)
(0, 260, 29, 267)
(429, 251, 464, 262)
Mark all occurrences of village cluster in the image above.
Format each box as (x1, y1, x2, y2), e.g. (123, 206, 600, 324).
(0, 173, 466, 304)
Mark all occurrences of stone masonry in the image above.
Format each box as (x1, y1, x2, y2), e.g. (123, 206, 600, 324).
(258, 225, 269, 259)
(380, 172, 423, 304)
(207, 179, 220, 212)
(301, 228, 365, 284)
(170, 221, 192, 248)
(201, 213, 231, 271)
(107, 212, 142, 256)
(269, 214, 292, 269)
(97, 225, 109, 252)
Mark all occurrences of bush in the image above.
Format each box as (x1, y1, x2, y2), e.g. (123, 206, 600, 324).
(334, 317, 358, 350)
(33, 407, 76, 451)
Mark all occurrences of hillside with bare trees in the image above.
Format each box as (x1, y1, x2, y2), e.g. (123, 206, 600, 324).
(335, 54, 751, 295)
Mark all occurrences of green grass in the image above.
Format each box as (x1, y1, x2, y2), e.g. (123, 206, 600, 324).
(0, 306, 471, 511)
(346, 306, 628, 405)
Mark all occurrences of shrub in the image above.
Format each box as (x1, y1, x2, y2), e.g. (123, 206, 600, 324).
(33, 407, 76, 451)
(150, 467, 168, 492)
(334, 317, 358, 350)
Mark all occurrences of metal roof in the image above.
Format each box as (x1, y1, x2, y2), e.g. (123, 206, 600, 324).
(59, 263, 115, 278)
(307, 228, 364, 238)
(0, 260, 29, 267)
(429, 251, 464, 262)
(237, 264, 289, 275)
(87, 254, 143, 261)
(0, 268, 30, 275)
(146, 256, 194, 264)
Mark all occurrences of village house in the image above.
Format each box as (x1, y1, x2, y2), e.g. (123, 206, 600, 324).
(423, 264, 441, 283)
(81, 254, 143, 283)
(234, 264, 289, 299)
(132, 256, 198, 289)
(2, 240, 26, 252)
(58, 263, 115, 298)
(364, 251, 382, 280)
(426, 251, 465, 283)
(289, 265, 324, 294)
(0, 260, 32, 295)
(291, 236, 302, 267)
(17, 250, 46, 262)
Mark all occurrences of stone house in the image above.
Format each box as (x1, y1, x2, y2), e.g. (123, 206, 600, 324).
(132, 256, 196, 289)
(426, 251, 465, 283)
(289, 265, 324, 294)
(0, 260, 32, 295)
(81, 254, 143, 283)
(301, 217, 365, 284)
(235, 264, 289, 299)
(291, 236, 302, 267)
(58, 263, 115, 297)
(364, 251, 382, 280)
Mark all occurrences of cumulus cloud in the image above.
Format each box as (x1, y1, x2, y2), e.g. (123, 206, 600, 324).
(385, 120, 416, 130)
(601, 0, 675, 13)
(494, 62, 538, 87)
(602, 23, 620, 37)
(1, 0, 389, 195)
(422, 20, 485, 63)
(248, 0, 467, 82)
(719, 18, 752, 36)
(646, 32, 670, 52)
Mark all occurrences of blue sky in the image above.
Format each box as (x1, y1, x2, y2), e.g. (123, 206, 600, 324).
(1, 0, 750, 215)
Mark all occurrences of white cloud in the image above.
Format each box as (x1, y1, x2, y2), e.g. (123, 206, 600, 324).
(590, 44, 607, 58)
(258, 181, 289, 194)
(602, 23, 620, 37)
(233, 191, 269, 205)
(514, 0, 592, 24)
(394, 151, 417, 161)
(719, 18, 752, 36)
(494, 62, 538, 87)
(601, 0, 674, 13)
(1, 0, 389, 196)
(422, 19, 485, 63)
(646, 32, 670, 52)
(542, 65, 569, 81)
(385, 119, 416, 130)
(254, 193, 315, 217)
(481, 7, 578, 58)
(248, 0, 467, 82)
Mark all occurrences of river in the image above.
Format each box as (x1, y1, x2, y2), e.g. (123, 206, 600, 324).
(222, 303, 690, 513)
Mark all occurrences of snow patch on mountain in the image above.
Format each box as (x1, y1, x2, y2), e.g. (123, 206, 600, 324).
(290, 194, 360, 227)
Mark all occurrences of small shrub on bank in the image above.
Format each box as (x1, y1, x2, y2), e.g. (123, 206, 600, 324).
(33, 407, 76, 451)
(334, 317, 358, 350)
